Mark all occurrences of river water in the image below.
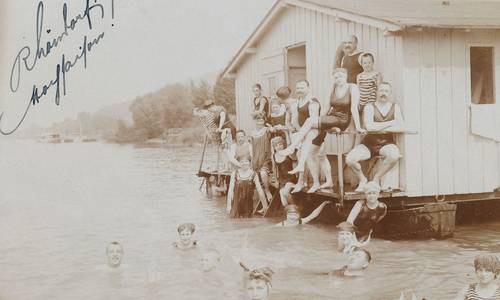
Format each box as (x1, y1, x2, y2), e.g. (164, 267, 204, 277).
(0, 140, 499, 300)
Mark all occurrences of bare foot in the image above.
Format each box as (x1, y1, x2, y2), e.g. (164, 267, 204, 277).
(288, 165, 304, 175)
(291, 183, 305, 193)
(319, 182, 334, 190)
(354, 179, 368, 193)
(307, 184, 321, 193)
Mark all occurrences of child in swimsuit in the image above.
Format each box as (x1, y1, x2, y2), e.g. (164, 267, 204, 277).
(275, 202, 331, 227)
(455, 254, 500, 300)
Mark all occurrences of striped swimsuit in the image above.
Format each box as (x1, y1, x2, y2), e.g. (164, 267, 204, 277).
(466, 284, 500, 300)
(357, 72, 380, 107)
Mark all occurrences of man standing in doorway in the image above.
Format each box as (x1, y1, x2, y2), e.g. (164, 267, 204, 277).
(341, 35, 364, 84)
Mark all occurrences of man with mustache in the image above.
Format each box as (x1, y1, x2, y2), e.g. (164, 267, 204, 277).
(340, 35, 364, 84)
(346, 82, 405, 192)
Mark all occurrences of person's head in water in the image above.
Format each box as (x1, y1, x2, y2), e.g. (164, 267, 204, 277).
(106, 241, 124, 268)
(271, 136, 286, 152)
(252, 111, 266, 127)
(473, 254, 500, 284)
(295, 80, 310, 99)
(176, 223, 196, 249)
(246, 267, 274, 300)
(284, 204, 301, 224)
(200, 248, 221, 273)
(377, 82, 392, 103)
(343, 35, 358, 55)
(236, 130, 247, 145)
(276, 86, 291, 101)
(347, 246, 371, 273)
(364, 181, 381, 206)
(332, 68, 348, 87)
(359, 53, 375, 72)
(253, 83, 262, 98)
(337, 221, 357, 252)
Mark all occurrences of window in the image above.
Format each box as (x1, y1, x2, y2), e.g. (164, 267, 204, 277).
(470, 47, 495, 104)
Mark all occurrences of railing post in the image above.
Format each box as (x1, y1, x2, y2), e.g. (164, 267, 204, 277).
(336, 132, 345, 206)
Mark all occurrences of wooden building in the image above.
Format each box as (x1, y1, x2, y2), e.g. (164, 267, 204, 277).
(221, 0, 500, 199)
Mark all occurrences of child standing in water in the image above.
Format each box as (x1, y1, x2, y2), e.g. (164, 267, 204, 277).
(455, 254, 500, 300)
(250, 111, 274, 207)
(226, 156, 267, 218)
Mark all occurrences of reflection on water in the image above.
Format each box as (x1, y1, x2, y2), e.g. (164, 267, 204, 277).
(0, 140, 499, 299)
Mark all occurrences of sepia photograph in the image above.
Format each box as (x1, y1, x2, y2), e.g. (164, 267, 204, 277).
(1, 0, 500, 299)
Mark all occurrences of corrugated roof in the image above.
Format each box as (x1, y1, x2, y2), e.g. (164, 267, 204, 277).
(303, 0, 500, 28)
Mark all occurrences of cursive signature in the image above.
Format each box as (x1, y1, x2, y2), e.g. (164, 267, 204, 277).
(1, 0, 111, 135)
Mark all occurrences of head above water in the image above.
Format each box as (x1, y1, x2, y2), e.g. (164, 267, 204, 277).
(347, 246, 371, 271)
(284, 204, 301, 222)
(343, 35, 358, 54)
(474, 254, 500, 282)
(106, 241, 124, 268)
(177, 223, 196, 247)
(200, 248, 221, 272)
(337, 221, 357, 252)
(246, 267, 274, 300)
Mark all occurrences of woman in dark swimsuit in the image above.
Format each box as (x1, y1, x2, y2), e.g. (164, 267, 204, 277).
(346, 181, 387, 242)
(281, 68, 364, 156)
(271, 136, 297, 206)
(252, 83, 270, 123)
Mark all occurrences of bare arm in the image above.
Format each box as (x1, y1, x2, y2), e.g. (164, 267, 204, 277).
(346, 200, 364, 224)
(226, 172, 236, 213)
(376, 72, 383, 86)
(376, 204, 388, 223)
(225, 145, 240, 167)
(217, 111, 226, 131)
(349, 85, 364, 132)
(302, 201, 331, 224)
(385, 104, 406, 132)
(364, 104, 395, 131)
(258, 97, 267, 113)
(308, 100, 321, 123)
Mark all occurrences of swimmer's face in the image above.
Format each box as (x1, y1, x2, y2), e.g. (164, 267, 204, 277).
(200, 253, 218, 273)
(337, 231, 355, 251)
(236, 132, 246, 145)
(253, 86, 262, 97)
(360, 56, 374, 72)
(476, 268, 496, 284)
(286, 211, 300, 223)
(377, 84, 391, 103)
(179, 229, 194, 246)
(347, 250, 369, 271)
(365, 189, 380, 205)
(273, 141, 285, 151)
(295, 82, 309, 98)
(246, 279, 269, 300)
(239, 158, 251, 170)
(106, 244, 123, 268)
(333, 71, 347, 86)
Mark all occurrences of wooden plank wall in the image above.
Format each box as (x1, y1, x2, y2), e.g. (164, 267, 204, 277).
(402, 29, 500, 197)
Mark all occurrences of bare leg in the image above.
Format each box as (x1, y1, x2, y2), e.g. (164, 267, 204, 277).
(307, 144, 321, 193)
(318, 144, 333, 189)
(372, 144, 401, 184)
(292, 171, 306, 193)
(260, 169, 273, 203)
(279, 182, 295, 206)
(346, 144, 371, 192)
(289, 130, 318, 175)
(280, 118, 318, 155)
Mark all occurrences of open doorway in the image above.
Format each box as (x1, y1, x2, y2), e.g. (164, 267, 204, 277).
(286, 43, 307, 98)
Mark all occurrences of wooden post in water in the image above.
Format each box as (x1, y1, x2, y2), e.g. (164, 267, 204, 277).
(198, 135, 209, 175)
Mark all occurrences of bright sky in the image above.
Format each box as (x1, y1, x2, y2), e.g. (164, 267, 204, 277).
(0, 0, 273, 131)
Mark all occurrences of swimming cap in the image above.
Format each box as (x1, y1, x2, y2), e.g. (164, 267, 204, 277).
(364, 181, 381, 193)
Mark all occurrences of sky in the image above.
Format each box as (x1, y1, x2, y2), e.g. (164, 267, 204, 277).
(0, 0, 274, 131)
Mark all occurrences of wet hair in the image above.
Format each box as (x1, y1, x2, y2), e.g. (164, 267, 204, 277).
(253, 83, 262, 90)
(252, 111, 266, 121)
(276, 86, 291, 100)
(248, 267, 274, 286)
(236, 129, 246, 136)
(351, 246, 372, 263)
(106, 241, 123, 253)
(474, 254, 500, 275)
(177, 223, 196, 234)
(296, 79, 310, 87)
(271, 136, 285, 148)
(360, 52, 374, 63)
